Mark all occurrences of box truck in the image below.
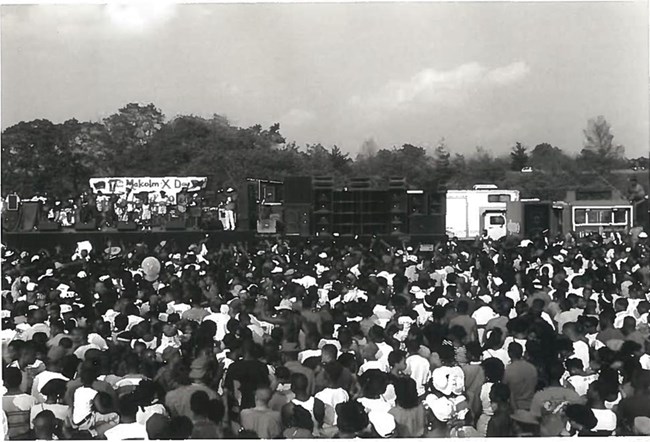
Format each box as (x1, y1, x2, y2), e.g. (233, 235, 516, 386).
(445, 185, 520, 240)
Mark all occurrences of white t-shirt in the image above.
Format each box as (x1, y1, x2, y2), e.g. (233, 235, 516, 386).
(482, 348, 510, 366)
(640, 354, 650, 370)
(480, 382, 495, 416)
(135, 404, 167, 425)
(358, 397, 392, 415)
(104, 422, 148, 440)
(592, 408, 617, 432)
(570, 341, 590, 371)
(31, 371, 69, 403)
(203, 312, 230, 342)
(315, 388, 349, 426)
(405, 354, 431, 397)
(567, 374, 598, 396)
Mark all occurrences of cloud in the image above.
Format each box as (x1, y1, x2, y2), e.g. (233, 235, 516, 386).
(350, 61, 530, 112)
(279, 108, 316, 127)
(104, 1, 176, 33)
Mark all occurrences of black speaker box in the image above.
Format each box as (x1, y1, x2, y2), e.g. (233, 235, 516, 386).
(409, 214, 445, 235)
(284, 177, 313, 204)
(284, 204, 311, 236)
(117, 222, 137, 231)
(523, 203, 551, 236)
(166, 219, 186, 230)
(38, 221, 61, 231)
(75, 220, 97, 231)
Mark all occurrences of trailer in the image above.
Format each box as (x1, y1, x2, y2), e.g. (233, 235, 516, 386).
(445, 185, 520, 240)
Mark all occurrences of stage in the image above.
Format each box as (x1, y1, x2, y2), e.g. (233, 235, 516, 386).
(1, 228, 446, 252)
(1, 229, 255, 252)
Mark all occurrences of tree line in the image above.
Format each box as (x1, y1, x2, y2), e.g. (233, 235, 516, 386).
(2, 103, 647, 201)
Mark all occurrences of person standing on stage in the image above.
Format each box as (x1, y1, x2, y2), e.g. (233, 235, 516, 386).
(223, 187, 237, 231)
(176, 186, 190, 224)
(155, 191, 170, 227)
(96, 191, 109, 229)
(124, 187, 136, 223)
(141, 193, 153, 231)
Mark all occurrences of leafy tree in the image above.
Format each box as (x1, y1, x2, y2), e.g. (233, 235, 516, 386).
(330, 146, 352, 173)
(434, 138, 452, 187)
(529, 143, 573, 173)
(59, 119, 113, 192)
(580, 116, 626, 173)
(357, 138, 379, 160)
(104, 103, 165, 173)
(509, 142, 529, 171)
(2, 120, 72, 197)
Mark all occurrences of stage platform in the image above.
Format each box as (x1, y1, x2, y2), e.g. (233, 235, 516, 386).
(1, 229, 255, 252)
(2, 229, 446, 252)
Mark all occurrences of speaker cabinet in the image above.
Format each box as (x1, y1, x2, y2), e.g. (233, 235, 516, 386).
(409, 214, 445, 235)
(257, 219, 277, 234)
(116, 221, 137, 231)
(284, 177, 313, 204)
(166, 219, 186, 231)
(75, 220, 97, 231)
(523, 203, 551, 236)
(284, 204, 311, 236)
(37, 221, 61, 232)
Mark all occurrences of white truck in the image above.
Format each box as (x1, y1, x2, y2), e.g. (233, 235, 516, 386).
(445, 185, 520, 240)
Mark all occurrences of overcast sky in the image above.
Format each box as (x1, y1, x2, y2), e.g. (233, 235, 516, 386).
(1, 2, 648, 156)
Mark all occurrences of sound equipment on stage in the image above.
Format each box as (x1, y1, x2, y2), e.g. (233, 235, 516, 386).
(257, 218, 277, 234)
(237, 182, 257, 232)
(75, 220, 97, 231)
(166, 219, 187, 231)
(349, 177, 371, 189)
(313, 177, 334, 236)
(284, 204, 311, 236)
(523, 203, 551, 237)
(6, 194, 19, 211)
(37, 221, 61, 232)
(284, 177, 313, 204)
(389, 178, 407, 234)
(409, 214, 445, 235)
(117, 222, 137, 231)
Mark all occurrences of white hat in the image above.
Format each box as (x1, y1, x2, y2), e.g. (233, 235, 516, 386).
(271, 266, 283, 274)
(410, 286, 425, 299)
(639, 232, 648, 239)
(478, 295, 493, 304)
(60, 304, 73, 314)
(432, 366, 465, 396)
(519, 239, 532, 247)
(26, 282, 37, 292)
(77, 271, 88, 279)
(318, 252, 328, 259)
(492, 277, 503, 286)
(368, 411, 396, 438)
(31, 255, 40, 263)
(226, 187, 234, 192)
(87, 333, 109, 351)
(275, 299, 293, 311)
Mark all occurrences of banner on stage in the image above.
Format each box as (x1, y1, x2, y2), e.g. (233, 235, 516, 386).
(89, 177, 208, 197)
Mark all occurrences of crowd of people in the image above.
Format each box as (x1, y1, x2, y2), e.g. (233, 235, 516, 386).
(2, 228, 650, 440)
